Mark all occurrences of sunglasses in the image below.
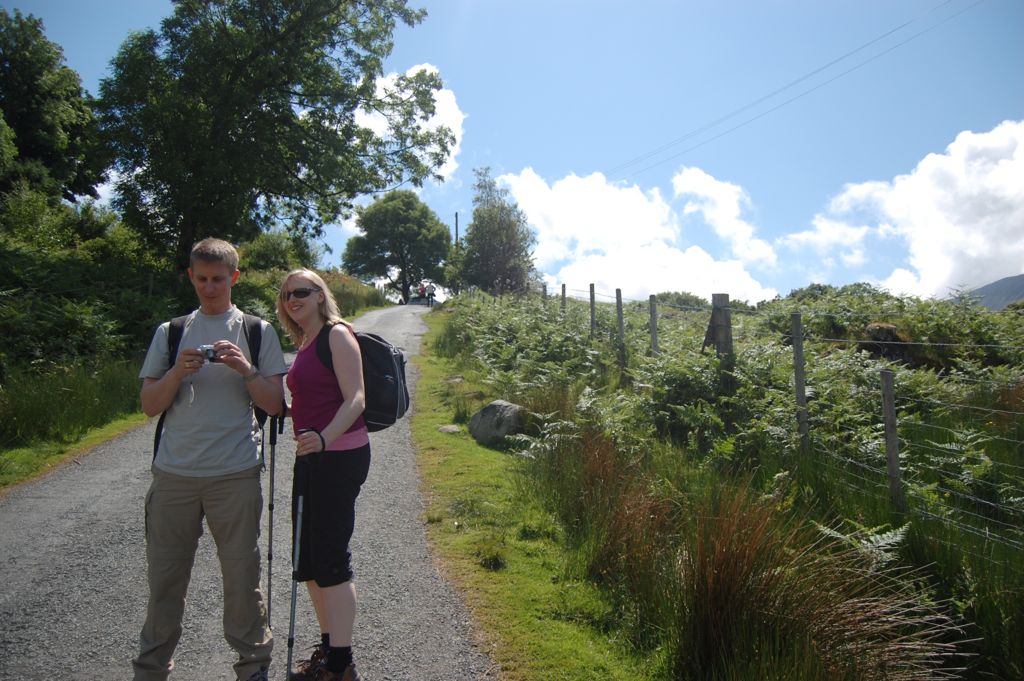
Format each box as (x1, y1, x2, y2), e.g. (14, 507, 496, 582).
(284, 287, 321, 300)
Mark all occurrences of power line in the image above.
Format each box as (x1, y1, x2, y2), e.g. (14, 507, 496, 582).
(612, 0, 984, 180)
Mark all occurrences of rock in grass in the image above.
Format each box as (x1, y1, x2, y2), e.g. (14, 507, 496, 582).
(468, 400, 525, 447)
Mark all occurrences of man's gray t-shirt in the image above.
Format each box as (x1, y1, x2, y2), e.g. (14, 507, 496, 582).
(140, 307, 288, 477)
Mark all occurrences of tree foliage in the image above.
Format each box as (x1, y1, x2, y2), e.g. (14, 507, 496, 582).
(342, 189, 449, 301)
(442, 241, 466, 296)
(97, 0, 454, 270)
(462, 167, 536, 296)
(0, 210, 174, 379)
(238, 230, 322, 272)
(656, 290, 710, 310)
(0, 9, 106, 201)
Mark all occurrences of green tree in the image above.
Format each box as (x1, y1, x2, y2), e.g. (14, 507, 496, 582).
(0, 118, 15, 175)
(462, 167, 536, 295)
(98, 0, 454, 272)
(342, 189, 450, 301)
(442, 240, 466, 296)
(656, 290, 710, 310)
(0, 9, 106, 201)
(239, 231, 322, 271)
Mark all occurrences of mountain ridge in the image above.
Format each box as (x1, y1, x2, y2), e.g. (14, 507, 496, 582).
(970, 273, 1024, 310)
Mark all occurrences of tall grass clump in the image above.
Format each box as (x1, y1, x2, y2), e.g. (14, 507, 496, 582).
(325, 271, 388, 317)
(0, 357, 141, 450)
(663, 484, 964, 680)
(518, 414, 966, 679)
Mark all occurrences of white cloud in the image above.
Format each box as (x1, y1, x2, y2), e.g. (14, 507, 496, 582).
(333, 214, 360, 241)
(500, 169, 675, 270)
(95, 177, 115, 207)
(779, 216, 871, 273)
(809, 120, 1024, 298)
(424, 72, 465, 180)
(553, 243, 777, 304)
(497, 168, 777, 303)
(355, 63, 465, 182)
(672, 167, 777, 266)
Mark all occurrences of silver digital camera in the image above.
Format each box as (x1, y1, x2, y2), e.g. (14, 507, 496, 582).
(197, 344, 219, 362)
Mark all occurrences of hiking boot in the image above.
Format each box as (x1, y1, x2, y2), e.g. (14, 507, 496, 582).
(288, 644, 327, 681)
(243, 668, 269, 681)
(317, 665, 362, 681)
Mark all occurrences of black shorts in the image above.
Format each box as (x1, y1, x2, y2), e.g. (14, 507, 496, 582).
(291, 444, 371, 587)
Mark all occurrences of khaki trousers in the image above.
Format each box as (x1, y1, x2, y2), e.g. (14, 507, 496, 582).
(133, 465, 273, 681)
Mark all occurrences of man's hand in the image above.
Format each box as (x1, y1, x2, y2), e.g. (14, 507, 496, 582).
(175, 348, 206, 379)
(211, 340, 253, 377)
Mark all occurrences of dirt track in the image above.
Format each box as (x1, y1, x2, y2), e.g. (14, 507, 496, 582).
(0, 304, 496, 681)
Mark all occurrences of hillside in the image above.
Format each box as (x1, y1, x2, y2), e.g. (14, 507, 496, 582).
(972, 273, 1024, 310)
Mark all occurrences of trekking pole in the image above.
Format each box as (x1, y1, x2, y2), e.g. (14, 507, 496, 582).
(285, 495, 304, 681)
(267, 414, 281, 628)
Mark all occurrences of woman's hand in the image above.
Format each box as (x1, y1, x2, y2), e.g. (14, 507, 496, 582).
(295, 428, 325, 456)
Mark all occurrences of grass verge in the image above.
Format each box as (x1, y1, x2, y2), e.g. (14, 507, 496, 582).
(410, 308, 661, 680)
(0, 411, 150, 491)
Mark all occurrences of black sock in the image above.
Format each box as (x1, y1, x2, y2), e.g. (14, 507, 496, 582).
(320, 633, 330, 650)
(326, 646, 353, 672)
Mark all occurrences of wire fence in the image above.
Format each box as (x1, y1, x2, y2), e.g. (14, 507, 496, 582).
(532, 284, 1024, 558)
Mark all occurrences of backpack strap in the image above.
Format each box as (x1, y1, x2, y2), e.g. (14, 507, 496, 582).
(240, 313, 263, 370)
(240, 313, 268, 429)
(315, 322, 335, 373)
(315, 320, 360, 372)
(167, 315, 188, 365)
(153, 315, 190, 460)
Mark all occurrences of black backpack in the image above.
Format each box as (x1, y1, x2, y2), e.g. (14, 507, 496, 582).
(152, 313, 266, 458)
(315, 322, 410, 432)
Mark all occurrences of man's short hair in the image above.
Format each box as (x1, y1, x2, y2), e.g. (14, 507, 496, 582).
(190, 238, 239, 272)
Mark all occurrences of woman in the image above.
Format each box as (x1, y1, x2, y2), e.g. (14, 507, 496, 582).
(277, 269, 370, 681)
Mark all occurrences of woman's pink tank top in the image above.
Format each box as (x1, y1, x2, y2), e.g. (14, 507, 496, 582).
(287, 329, 368, 451)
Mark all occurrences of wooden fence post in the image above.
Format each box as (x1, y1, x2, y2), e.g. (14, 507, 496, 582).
(791, 312, 809, 455)
(561, 283, 566, 310)
(616, 288, 626, 369)
(711, 293, 735, 395)
(880, 369, 907, 513)
(590, 284, 596, 337)
(649, 294, 659, 355)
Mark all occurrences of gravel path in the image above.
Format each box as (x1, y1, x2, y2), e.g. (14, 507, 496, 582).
(0, 304, 496, 681)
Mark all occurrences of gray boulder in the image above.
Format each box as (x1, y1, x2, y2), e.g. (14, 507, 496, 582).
(469, 400, 525, 447)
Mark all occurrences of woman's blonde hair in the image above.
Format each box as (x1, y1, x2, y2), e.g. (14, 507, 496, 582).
(276, 269, 344, 347)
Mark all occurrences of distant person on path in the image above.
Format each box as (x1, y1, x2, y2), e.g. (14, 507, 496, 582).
(425, 282, 436, 307)
(277, 269, 371, 681)
(417, 283, 426, 301)
(135, 238, 287, 681)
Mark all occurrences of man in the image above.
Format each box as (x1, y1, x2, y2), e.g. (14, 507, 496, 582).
(425, 282, 436, 307)
(135, 238, 286, 681)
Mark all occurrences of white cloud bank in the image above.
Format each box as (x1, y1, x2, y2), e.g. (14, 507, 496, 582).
(783, 119, 1024, 298)
(499, 168, 778, 304)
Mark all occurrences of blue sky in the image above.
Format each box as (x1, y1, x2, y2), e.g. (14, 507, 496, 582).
(8, 0, 1023, 303)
